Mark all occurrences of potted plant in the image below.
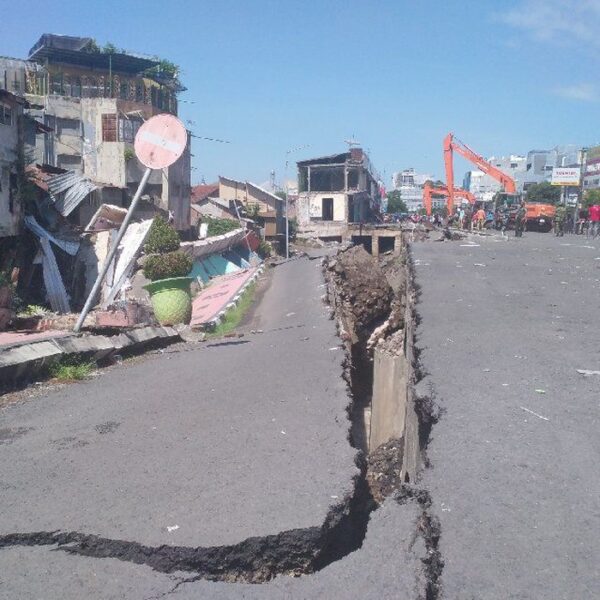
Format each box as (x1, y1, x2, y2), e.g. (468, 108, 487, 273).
(142, 216, 193, 326)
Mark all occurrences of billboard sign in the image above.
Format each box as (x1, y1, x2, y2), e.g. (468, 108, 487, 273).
(551, 167, 580, 186)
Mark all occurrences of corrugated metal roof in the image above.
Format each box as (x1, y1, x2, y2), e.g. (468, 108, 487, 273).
(47, 171, 98, 217)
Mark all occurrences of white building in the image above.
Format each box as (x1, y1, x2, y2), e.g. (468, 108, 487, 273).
(463, 154, 526, 201)
(391, 168, 433, 212)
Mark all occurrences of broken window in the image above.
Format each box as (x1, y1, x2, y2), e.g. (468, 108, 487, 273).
(101, 114, 117, 142)
(310, 166, 344, 192)
(322, 197, 334, 221)
(298, 167, 308, 192)
(347, 168, 358, 189)
(72, 77, 82, 98)
(57, 154, 82, 171)
(9, 172, 17, 213)
(119, 117, 142, 143)
(0, 104, 12, 126)
(50, 74, 63, 95)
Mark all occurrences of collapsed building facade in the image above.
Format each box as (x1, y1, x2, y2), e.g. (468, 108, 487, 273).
(0, 34, 192, 317)
(296, 148, 383, 241)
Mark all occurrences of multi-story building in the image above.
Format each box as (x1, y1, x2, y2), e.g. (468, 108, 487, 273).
(296, 148, 381, 240)
(0, 34, 191, 231)
(583, 145, 600, 190)
(391, 168, 433, 212)
(0, 90, 27, 237)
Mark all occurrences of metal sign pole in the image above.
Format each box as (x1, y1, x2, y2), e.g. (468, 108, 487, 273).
(73, 167, 152, 332)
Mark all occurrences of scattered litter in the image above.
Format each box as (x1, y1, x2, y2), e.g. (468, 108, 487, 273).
(330, 495, 338, 499)
(446, 338, 454, 343)
(460, 244, 480, 247)
(502, 383, 509, 387)
(286, 312, 296, 317)
(483, 368, 490, 372)
(329, 347, 339, 351)
(281, 430, 286, 435)
(577, 369, 600, 376)
(560, 282, 568, 285)
(473, 263, 486, 267)
(166, 525, 179, 533)
(440, 503, 451, 512)
(113, 354, 123, 364)
(520, 406, 549, 421)
(535, 389, 546, 394)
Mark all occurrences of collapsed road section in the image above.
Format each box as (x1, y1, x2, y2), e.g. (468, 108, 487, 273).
(0, 245, 443, 598)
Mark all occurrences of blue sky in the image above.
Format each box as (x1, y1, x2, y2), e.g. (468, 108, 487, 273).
(2, 0, 600, 186)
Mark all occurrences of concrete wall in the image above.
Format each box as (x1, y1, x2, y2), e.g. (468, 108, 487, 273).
(370, 339, 408, 449)
(298, 192, 346, 226)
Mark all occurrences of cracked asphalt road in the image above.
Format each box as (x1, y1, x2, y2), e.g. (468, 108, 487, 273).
(413, 232, 600, 599)
(0, 256, 359, 583)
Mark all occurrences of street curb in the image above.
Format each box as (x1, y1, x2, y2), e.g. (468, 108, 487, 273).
(205, 265, 264, 329)
(0, 326, 181, 386)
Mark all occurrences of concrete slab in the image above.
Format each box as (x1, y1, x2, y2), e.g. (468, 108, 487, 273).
(412, 233, 600, 599)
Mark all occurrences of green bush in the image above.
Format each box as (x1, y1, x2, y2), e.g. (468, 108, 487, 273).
(205, 217, 241, 237)
(143, 251, 192, 281)
(144, 216, 181, 254)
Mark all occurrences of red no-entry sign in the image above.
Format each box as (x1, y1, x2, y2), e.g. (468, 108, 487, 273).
(134, 114, 188, 169)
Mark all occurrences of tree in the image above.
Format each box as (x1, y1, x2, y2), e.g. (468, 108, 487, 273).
(275, 191, 287, 202)
(525, 181, 562, 204)
(386, 189, 407, 213)
(583, 189, 600, 208)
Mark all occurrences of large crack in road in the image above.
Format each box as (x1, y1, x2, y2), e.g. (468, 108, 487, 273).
(0, 245, 444, 598)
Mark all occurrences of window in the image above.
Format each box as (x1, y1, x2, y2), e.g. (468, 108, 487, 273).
(101, 113, 117, 142)
(0, 104, 12, 126)
(72, 77, 82, 98)
(56, 118, 80, 137)
(510, 163, 518, 168)
(57, 154, 82, 171)
(50, 74, 63, 95)
(118, 117, 142, 142)
(135, 83, 143, 102)
(119, 81, 129, 100)
(322, 197, 334, 221)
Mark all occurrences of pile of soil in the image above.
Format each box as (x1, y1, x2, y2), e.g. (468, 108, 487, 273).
(366, 437, 404, 504)
(325, 246, 393, 343)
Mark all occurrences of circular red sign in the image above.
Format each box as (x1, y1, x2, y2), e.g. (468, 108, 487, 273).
(134, 114, 188, 169)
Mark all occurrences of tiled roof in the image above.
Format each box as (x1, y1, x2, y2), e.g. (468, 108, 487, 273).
(191, 183, 219, 203)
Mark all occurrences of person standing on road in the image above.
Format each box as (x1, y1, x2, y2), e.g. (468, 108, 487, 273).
(589, 204, 600, 238)
(554, 204, 566, 237)
(475, 207, 486, 231)
(515, 202, 527, 237)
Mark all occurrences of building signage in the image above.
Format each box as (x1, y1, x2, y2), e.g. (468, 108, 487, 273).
(551, 167, 580, 186)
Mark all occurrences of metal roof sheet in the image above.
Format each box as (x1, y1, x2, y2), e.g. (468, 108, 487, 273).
(47, 171, 98, 217)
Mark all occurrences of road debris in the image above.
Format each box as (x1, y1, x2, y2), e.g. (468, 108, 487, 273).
(520, 406, 549, 421)
(576, 369, 600, 376)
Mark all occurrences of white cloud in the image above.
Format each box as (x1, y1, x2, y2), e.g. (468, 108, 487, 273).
(498, 0, 600, 47)
(553, 83, 599, 102)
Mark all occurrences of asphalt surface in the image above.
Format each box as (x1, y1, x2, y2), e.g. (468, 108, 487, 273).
(413, 232, 600, 599)
(0, 255, 356, 547)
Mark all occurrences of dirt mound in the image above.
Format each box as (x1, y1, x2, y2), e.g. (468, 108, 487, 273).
(366, 437, 404, 503)
(325, 246, 393, 343)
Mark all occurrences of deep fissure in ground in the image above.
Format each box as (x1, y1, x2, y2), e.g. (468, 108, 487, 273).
(0, 243, 442, 593)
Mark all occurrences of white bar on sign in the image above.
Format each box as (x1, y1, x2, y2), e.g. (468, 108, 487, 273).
(139, 130, 183, 154)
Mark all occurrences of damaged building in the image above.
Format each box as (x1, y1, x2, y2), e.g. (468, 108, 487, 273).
(0, 34, 192, 318)
(296, 148, 383, 241)
(1, 34, 191, 232)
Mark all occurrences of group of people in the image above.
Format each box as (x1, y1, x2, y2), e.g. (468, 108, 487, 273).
(553, 204, 600, 237)
(454, 206, 494, 231)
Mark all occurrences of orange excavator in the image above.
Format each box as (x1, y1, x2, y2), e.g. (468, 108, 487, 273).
(423, 182, 476, 216)
(443, 133, 555, 231)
